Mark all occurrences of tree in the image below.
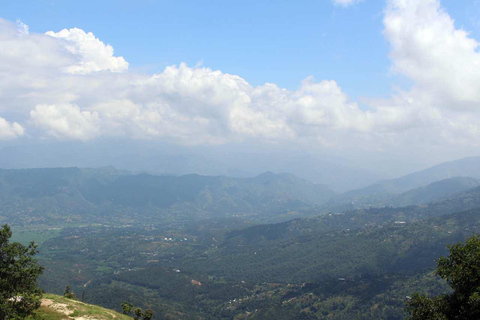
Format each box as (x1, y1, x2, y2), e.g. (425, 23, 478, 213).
(63, 285, 76, 299)
(121, 302, 153, 319)
(143, 309, 154, 320)
(121, 301, 133, 315)
(134, 307, 143, 320)
(406, 234, 480, 319)
(0, 224, 44, 319)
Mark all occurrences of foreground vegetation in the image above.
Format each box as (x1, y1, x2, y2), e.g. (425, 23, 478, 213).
(27, 294, 133, 320)
(407, 235, 480, 319)
(0, 225, 43, 319)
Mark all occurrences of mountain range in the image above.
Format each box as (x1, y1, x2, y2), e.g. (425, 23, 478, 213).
(322, 156, 480, 211)
(0, 167, 334, 225)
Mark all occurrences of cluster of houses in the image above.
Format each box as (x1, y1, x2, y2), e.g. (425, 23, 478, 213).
(138, 234, 189, 242)
(163, 237, 188, 242)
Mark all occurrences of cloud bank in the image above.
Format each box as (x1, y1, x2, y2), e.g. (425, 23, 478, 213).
(0, 0, 480, 154)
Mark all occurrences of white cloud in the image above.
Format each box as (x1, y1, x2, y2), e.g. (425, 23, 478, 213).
(0, 116, 24, 140)
(333, 0, 363, 7)
(0, 3, 480, 155)
(45, 28, 128, 74)
(377, 0, 480, 147)
(384, 0, 480, 105)
(15, 20, 29, 35)
(30, 104, 100, 140)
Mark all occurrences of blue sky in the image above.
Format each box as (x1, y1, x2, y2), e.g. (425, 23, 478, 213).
(3, 0, 476, 100)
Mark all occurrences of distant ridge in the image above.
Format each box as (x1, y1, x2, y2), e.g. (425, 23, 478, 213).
(324, 157, 480, 210)
(0, 142, 381, 192)
(385, 177, 480, 207)
(0, 167, 335, 225)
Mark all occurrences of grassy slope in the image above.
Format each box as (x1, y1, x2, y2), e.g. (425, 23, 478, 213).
(28, 294, 133, 320)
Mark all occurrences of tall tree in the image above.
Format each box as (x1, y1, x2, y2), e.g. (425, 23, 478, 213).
(121, 301, 133, 315)
(407, 234, 480, 319)
(63, 286, 76, 299)
(134, 307, 143, 320)
(143, 309, 154, 320)
(0, 225, 44, 319)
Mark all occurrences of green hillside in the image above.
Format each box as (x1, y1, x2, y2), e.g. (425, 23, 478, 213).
(33, 190, 480, 319)
(28, 294, 132, 320)
(385, 177, 480, 207)
(359, 156, 480, 194)
(7, 164, 480, 319)
(324, 176, 480, 212)
(322, 157, 480, 211)
(0, 167, 334, 226)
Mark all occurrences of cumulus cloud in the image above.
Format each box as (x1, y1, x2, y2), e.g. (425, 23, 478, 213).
(0, 1, 480, 154)
(30, 104, 100, 140)
(45, 28, 128, 74)
(24, 64, 369, 144)
(378, 0, 480, 147)
(0, 117, 24, 140)
(384, 0, 480, 105)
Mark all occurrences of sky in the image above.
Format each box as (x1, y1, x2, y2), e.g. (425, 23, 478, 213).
(1, 0, 480, 180)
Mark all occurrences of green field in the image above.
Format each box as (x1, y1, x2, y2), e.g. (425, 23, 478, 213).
(11, 228, 62, 246)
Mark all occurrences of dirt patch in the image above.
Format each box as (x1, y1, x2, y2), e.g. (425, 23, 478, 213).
(40, 297, 119, 319)
(50, 302, 75, 316)
(41, 299, 74, 317)
(41, 299, 54, 307)
(191, 279, 202, 286)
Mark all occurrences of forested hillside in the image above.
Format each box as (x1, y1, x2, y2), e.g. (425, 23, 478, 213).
(5, 163, 480, 319)
(357, 156, 480, 194)
(31, 183, 480, 319)
(0, 167, 334, 225)
(385, 177, 480, 207)
(323, 176, 480, 213)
